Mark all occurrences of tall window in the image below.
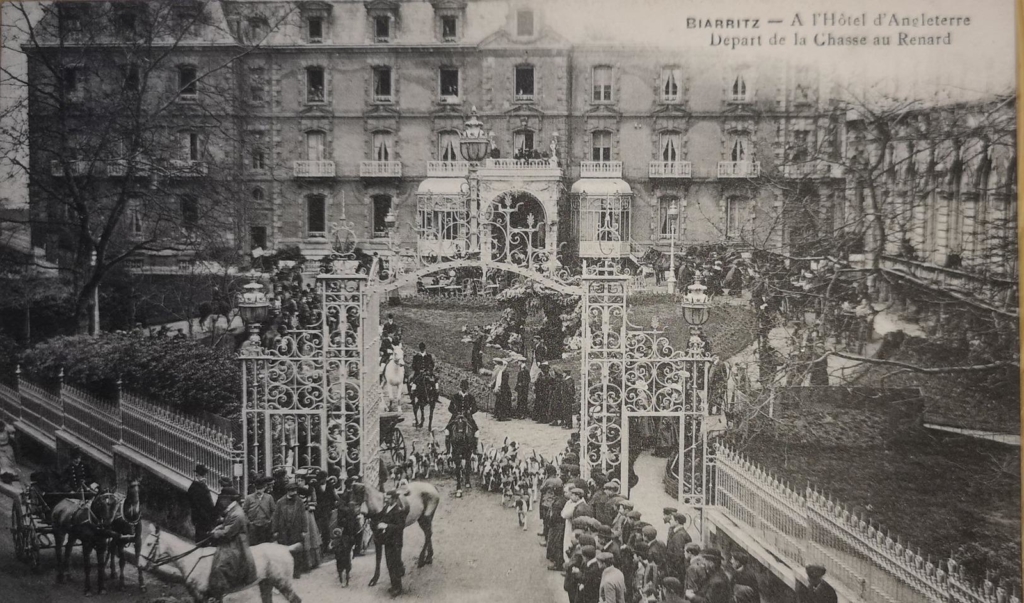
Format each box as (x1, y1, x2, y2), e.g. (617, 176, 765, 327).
(372, 131, 393, 162)
(661, 68, 682, 103)
(592, 66, 612, 103)
(731, 138, 749, 162)
(307, 16, 324, 43)
(591, 130, 611, 161)
(660, 131, 680, 162)
(250, 132, 266, 169)
(178, 65, 198, 99)
(374, 16, 391, 42)
(306, 131, 325, 161)
(726, 197, 751, 238)
(515, 65, 534, 101)
(372, 67, 392, 102)
(122, 64, 140, 92)
(306, 66, 325, 103)
(438, 130, 460, 162)
(129, 199, 144, 238)
(249, 67, 266, 102)
(513, 130, 534, 158)
(439, 67, 459, 101)
(659, 197, 678, 237)
(441, 16, 457, 41)
(180, 196, 199, 229)
(247, 17, 269, 43)
(180, 131, 200, 161)
(373, 195, 392, 236)
(250, 225, 268, 250)
(516, 9, 534, 36)
(792, 130, 810, 161)
(307, 195, 326, 237)
(61, 66, 79, 96)
(730, 75, 749, 103)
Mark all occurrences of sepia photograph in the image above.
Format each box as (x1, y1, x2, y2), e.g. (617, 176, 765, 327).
(0, 0, 1018, 601)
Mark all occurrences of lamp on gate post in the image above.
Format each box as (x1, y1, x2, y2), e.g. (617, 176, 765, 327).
(237, 278, 270, 347)
(680, 281, 711, 326)
(460, 108, 491, 256)
(667, 200, 679, 291)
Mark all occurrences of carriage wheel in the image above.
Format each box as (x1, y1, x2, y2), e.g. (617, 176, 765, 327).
(25, 523, 40, 572)
(387, 429, 406, 465)
(10, 500, 24, 562)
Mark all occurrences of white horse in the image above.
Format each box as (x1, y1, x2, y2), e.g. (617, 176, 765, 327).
(383, 342, 406, 412)
(135, 521, 302, 603)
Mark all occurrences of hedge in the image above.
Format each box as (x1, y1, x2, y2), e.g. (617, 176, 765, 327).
(19, 332, 241, 418)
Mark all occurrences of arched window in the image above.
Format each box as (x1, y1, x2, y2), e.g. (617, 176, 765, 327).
(438, 130, 460, 162)
(252, 187, 264, 202)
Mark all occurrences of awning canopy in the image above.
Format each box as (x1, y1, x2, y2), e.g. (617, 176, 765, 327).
(570, 179, 632, 195)
(417, 178, 467, 195)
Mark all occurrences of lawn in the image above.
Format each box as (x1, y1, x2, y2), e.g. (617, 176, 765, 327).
(742, 430, 1022, 585)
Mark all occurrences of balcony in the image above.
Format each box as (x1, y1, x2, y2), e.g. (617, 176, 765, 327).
(477, 157, 561, 179)
(165, 159, 208, 177)
(359, 161, 402, 178)
(717, 161, 760, 178)
(50, 160, 95, 177)
(293, 160, 336, 178)
(107, 159, 149, 177)
(579, 161, 623, 178)
(782, 162, 840, 179)
(649, 161, 692, 178)
(579, 240, 630, 258)
(426, 161, 469, 177)
(372, 94, 393, 104)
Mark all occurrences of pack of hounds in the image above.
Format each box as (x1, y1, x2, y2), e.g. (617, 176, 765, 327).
(387, 433, 565, 531)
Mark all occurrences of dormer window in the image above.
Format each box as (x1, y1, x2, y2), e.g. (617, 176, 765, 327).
(374, 16, 391, 42)
(730, 75, 750, 103)
(514, 65, 534, 102)
(661, 68, 682, 103)
(516, 9, 534, 37)
(441, 16, 457, 41)
(247, 17, 269, 44)
(308, 17, 324, 43)
(592, 66, 613, 103)
(59, 5, 84, 33)
(114, 10, 137, 35)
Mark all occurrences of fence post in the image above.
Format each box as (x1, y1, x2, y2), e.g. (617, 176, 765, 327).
(14, 365, 21, 420)
(116, 377, 124, 444)
(58, 368, 66, 429)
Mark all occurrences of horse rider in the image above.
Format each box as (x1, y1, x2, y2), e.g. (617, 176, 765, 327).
(445, 379, 479, 452)
(61, 448, 97, 498)
(206, 486, 258, 603)
(409, 342, 436, 406)
(382, 314, 400, 341)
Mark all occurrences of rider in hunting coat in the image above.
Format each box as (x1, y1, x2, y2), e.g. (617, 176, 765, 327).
(409, 342, 436, 399)
(207, 487, 258, 601)
(446, 380, 479, 435)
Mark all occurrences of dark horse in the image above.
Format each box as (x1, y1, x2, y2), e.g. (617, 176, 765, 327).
(449, 414, 475, 496)
(51, 491, 121, 596)
(351, 480, 441, 587)
(106, 480, 145, 592)
(409, 372, 438, 430)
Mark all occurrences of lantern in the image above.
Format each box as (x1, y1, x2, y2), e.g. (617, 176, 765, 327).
(237, 280, 270, 325)
(680, 281, 710, 326)
(459, 108, 491, 162)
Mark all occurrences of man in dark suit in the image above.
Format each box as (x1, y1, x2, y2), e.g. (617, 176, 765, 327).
(796, 564, 838, 603)
(188, 464, 218, 543)
(533, 363, 552, 423)
(592, 480, 619, 526)
(665, 512, 692, 580)
(691, 548, 733, 603)
(730, 551, 760, 601)
(514, 359, 531, 419)
(445, 379, 478, 450)
(61, 448, 96, 495)
(381, 314, 400, 341)
(377, 490, 409, 596)
(577, 545, 602, 603)
(641, 525, 667, 571)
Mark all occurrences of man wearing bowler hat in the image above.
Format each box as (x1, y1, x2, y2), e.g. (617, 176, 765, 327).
(188, 464, 218, 543)
(796, 564, 838, 603)
(272, 480, 308, 578)
(378, 489, 409, 596)
(207, 486, 257, 602)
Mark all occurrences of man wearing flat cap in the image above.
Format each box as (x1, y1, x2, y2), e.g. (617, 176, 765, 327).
(577, 544, 602, 603)
(243, 477, 276, 545)
(207, 487, 257, 602)
(665, 511, 692, 581)
(796, 564, 837, 603)
(592, 480, 619, 526)
(662, 577, 687, 603)
(378, 489, 409, 596)
(689, 548, 733, 603)
(663, 506, 678, 525)
(272, 481, 308, 578)
(597, 550, 626, 603)
(642, 524, 667, 571)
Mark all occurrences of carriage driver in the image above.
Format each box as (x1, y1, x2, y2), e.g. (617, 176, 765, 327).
(445, 379, 479, 450)
(206, 486, 258, 603)
(61, 448, 98, 496)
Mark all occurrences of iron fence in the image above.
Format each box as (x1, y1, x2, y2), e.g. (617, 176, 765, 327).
(716, 446, 1020, 603)
(61, 383, 120, 459)
(19, 379, 63, 441)
(0, 382, 17, 424)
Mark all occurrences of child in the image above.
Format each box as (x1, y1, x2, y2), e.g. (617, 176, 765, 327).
(329, 501, 358, 586)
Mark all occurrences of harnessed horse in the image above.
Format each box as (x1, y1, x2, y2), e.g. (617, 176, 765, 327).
(51, 491, 121, 595)
(106, 480, 144, 591)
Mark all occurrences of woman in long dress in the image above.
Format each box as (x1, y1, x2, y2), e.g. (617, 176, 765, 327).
(0, 419, 17, 483)
(492, 358, 512, 421)
(297, 476, 322, 571)
(560, 486, 583, 565)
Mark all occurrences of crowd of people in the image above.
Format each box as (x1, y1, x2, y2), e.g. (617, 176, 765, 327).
(533, 439, 838, 603)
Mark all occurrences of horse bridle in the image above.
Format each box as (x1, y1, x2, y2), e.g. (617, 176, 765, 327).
(136, 529, 214, 581)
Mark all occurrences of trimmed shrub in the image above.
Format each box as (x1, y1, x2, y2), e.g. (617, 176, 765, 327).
(20, 332, 241, 418)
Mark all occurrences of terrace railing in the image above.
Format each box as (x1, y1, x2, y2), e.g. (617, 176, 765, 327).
(4, 371, 239, 491)
(715, 446, 1020, 603)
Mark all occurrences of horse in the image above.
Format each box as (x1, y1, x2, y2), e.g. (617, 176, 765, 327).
(106, 480, 144, 591)
(135, 520, 303, 603)
(383, 343, 406, 413)
(51, 491, 121, 596)
(409, 369, 438, 430)
(351, 480, 440, 587)
(448, 414, 476, 497)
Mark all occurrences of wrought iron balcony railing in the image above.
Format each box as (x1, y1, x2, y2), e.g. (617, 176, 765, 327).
(426, 161, 470, 177)
(782, 162, 839, 178)
(580, 161, 623, 178)
(50, 160, 95, 177)
(717, 161, 760, 178)
(166, 159, 208, 177)
(649, 161, 693, 178)
(107, 159, 150, 177)
(359, 161, 402, 178)
(293, 160, 336, 178)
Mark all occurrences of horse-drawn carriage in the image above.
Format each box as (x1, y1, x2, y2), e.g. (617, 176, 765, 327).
(379, 412, 407, 466)
(8, 473, 78, 571)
